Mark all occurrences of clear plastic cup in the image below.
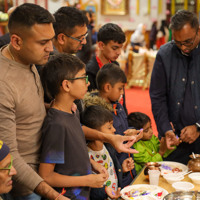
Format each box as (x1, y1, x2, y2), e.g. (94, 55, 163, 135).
(148, 169, 160, 185)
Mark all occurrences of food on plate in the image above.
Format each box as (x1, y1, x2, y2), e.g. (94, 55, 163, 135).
(122, 185, 168, 200)
(160, 164, 183, 175)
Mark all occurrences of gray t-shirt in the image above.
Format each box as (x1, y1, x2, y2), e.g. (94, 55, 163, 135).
(40, 108, 91, 199)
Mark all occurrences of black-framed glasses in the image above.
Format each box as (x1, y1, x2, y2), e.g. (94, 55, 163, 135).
(68, 75, 89, 84)
(0, 155, 13, 174)
(174, 32, 198, 47)
(64, 32, 88, 43)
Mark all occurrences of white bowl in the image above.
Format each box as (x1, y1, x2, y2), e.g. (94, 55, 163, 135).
(163, 173, 184, 184)
(172, 181, 194, 191)
(188, 172, 200, 184)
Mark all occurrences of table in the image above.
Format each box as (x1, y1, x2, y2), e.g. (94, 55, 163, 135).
(131, 168, 200, 192)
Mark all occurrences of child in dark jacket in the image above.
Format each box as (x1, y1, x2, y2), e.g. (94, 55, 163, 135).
(83, 63, 142, 188)
(81, 105, 134, 200)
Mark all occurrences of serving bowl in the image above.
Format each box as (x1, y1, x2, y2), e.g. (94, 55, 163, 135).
(163, 173, 184, 184)
(172, 181, 194, 191)
(188, 172, 200, 184)
(163, 191, 200, 200)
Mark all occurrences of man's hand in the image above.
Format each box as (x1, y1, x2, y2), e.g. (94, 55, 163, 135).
(165, 131, 179, 149)
(180, 125, 200, 144)
(105, 186, 121, 199)
(109, 134, 139, 154)
(122, 157, 135, 173)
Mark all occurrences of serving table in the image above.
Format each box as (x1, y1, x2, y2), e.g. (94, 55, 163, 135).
(131, 168, 200, 192)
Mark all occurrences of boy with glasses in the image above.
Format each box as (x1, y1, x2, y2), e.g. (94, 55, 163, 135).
(0, 140, 17, 197)
(150, 10, 200, 165)
(39, 53, 108, 200)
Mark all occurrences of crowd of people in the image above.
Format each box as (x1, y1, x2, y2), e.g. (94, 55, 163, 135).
(0, 3, 199, 200)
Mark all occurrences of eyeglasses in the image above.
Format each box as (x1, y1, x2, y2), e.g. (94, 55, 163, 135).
(64, 32, 88, 43)
(174, 32, 198, 47)
(0, 155, 13, 174)
(67, 75, 89, 84)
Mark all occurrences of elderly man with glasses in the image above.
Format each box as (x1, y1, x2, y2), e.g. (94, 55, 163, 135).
(0, 140, 17, 198)
(150, 10, 200, 165)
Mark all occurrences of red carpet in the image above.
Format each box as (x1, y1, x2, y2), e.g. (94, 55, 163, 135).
(125, 87, 158, 136)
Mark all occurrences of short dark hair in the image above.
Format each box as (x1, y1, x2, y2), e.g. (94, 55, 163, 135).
(41, 53, 85, 99)
(53, 6, 88, 38)
(96, 63, 127, 91)
(8, 3, 55, 34)
(169, 10, 199, 31)
(81, 105, 113, 130)
(97, 23, 126, 44)
(128, 112, 150, 129)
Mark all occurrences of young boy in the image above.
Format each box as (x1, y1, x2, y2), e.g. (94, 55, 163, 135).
(39, 53, 108, 200)
(81, 105, 134, 200)
(128, 112, 176, 174)
(83, 63, 141, 188)
(86, 23, 128, 114)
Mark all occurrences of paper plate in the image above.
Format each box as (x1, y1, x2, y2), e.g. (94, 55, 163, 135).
(157, 161, 188, 176)
(120, 184, 168, 200)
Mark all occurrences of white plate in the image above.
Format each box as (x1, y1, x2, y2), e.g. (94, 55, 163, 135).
(157, 161, 188, 176)
(120, 184, 168, 200)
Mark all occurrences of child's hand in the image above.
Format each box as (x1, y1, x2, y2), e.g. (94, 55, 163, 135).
(159, 137, 167, 156)
(124, 129, 143, 142)
(122, 157, 134, 173)
(124, 128, 139, 136)
(165, 131, 179, 149)
(105, 186, 121, 199)
(90, 159, 108, 178)
(87, 174, 108, 188)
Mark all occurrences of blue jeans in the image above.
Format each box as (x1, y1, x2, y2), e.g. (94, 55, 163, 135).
(1, 193, 41, 200)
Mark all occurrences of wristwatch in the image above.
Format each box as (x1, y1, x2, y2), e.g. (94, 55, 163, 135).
(195, 122, 200, 132)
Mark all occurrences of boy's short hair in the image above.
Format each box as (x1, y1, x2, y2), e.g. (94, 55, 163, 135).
(8, 3, 55, 34)
(96, 63, 127, 91)
(128, 112, 150, 129)
(41, 53, 85, 99)
(81, 105, 113, 130)
(53, 6, 88, 38)
(97, 23, 125, 44)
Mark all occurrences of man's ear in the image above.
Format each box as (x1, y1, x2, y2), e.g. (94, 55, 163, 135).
(98, 41, 105, 50)
(61, 80, 70, 92)
(57, 33, 66, 45)
(10, 34, 22, 50)
(103, 83, 111, 93)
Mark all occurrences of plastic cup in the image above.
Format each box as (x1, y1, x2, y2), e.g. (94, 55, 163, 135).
(148, 169, 160, 185)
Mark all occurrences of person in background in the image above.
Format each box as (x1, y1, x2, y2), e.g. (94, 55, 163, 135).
(128, 112, 176, 174)
(0, 3, 69, 200)
(149, 21, 157, 49)
(39, 53, 108, 200)
(0, 140, 17, 198)
(156, 20, 169, 49)
(76, 10, 93, 64)
(0, 6, 16, 48)
(130, 23, 146, 53)
(84, 63, 142, 188)
(53, 6, 88, 54)
(150, 10, 200, 165)
(82, 105, 135, 200)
